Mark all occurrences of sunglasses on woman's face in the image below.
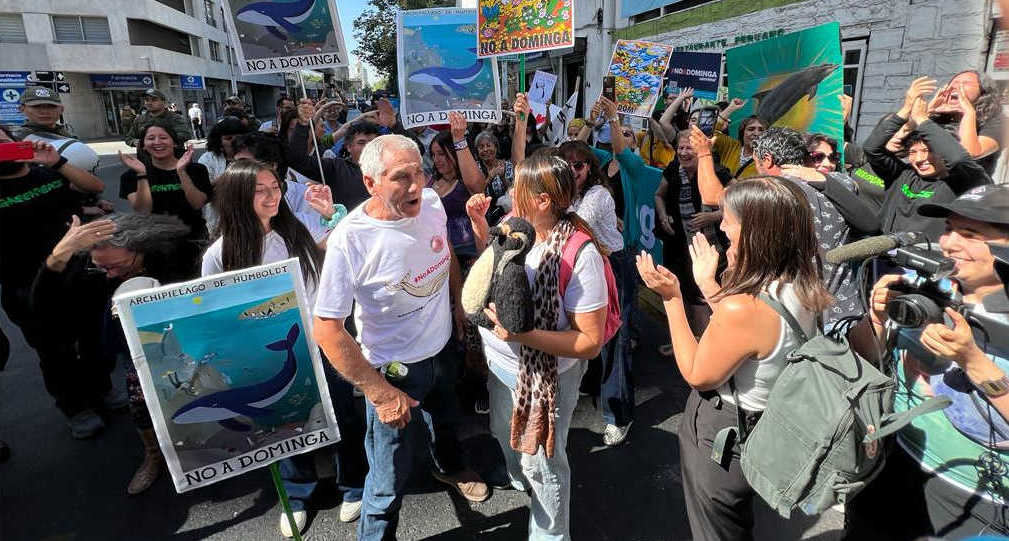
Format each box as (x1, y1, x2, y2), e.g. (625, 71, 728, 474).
(810, 152, 838, 163)
(569, 160, 587, 170)
(621, 131, 634, 137)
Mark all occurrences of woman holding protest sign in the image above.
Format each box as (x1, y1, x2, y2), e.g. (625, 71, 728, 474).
(202, 160, 366, 536)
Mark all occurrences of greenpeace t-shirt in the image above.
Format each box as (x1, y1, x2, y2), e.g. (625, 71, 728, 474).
(479, 240, 607, 386)
(120, 164, 212, 239)
(0, 166, 81, 287)
(314, 189, 452, 366)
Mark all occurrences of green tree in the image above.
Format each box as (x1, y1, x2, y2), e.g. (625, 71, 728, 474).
(352, 0, 454, 89)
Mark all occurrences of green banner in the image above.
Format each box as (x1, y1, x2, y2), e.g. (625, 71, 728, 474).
(726, 22, 844, 156)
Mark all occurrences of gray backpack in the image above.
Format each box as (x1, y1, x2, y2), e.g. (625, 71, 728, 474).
(730, 294, 950, 518)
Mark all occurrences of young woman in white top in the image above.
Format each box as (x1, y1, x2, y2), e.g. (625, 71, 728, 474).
(636, 176, 832, 541)
(468, 154, 607, 541)
(201, 159, 323, 300)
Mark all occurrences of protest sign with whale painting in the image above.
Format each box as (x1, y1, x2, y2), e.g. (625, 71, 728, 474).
(725, 22, 844, 155)
(114, 259, 339, 493)
(220, 0, 348, 74)
(398, 8, 501, 129)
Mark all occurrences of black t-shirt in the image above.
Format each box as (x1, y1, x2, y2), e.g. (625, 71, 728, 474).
(0, 166, 82, 287)
(120, 164, 212, 239)
(977, 114, 1005, 175)
(603, 159, 626, 219)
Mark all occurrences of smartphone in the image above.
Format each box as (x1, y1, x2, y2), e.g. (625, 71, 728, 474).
(695, 107, 719, 137)
(0, 141, 33, 161)
(602, 75, 616, 103)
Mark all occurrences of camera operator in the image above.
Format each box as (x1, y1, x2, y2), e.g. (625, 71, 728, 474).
(845, 184, 1009, 540)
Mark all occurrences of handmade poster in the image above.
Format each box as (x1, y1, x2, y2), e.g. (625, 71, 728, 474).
(665, 52, 722, 101)
(726, 22, 843, 151)
(398, 8, 501, 129)
(528, 70, 557, 104)
(220, 0, 349, 74)
(477, 0, 575, 58)
(114, 259, 340, 493)
(606, 40, 675, 117)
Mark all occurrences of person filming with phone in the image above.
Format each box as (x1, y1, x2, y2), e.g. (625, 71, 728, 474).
(845, 185, 1009, 539)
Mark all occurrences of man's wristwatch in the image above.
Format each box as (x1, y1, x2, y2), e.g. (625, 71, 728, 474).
(976, 375, 1009, 398)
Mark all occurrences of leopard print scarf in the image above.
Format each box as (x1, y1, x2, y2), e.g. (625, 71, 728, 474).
(510, 218, 576, 458)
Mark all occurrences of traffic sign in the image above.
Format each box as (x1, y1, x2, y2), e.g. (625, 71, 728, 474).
(2, 88, 20, 102)
(55, 72, 66, 82)
(56, 82, 71, 93)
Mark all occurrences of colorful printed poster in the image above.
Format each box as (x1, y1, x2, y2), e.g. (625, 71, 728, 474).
(220, 0, 349, 75)
(477, 0, 575, 58)
(528, 70, 557, 104)
(606, 40, 675, 118)
(665, 52, 722, 101)
(114, 260, 340, 493)
(398, 8, 501, 129)
(726, 22, 843, 151)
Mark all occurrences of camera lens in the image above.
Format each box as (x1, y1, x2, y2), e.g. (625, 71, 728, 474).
(886, 293, 945, 328)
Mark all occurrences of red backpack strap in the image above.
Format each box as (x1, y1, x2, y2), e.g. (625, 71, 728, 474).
(558, 230, 591, 296)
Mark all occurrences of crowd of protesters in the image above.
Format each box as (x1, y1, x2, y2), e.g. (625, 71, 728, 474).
(1, 65, 1009, 541)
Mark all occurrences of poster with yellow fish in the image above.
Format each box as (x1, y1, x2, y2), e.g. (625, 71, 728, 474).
(477, 0, 575, 58)
(606, 40, 675, 117)
(113, 259, 339, 493)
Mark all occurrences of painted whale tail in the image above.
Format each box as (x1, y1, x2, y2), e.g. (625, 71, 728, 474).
(266, 323, 300, 352)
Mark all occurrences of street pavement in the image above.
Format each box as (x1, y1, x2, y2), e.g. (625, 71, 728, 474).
(0, 143, 844, 540)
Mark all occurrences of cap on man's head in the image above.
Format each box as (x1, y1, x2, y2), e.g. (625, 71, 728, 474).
(21, 86, 61, 106)
(144, 89, 166, 100)
(918, 185, 1009, 226)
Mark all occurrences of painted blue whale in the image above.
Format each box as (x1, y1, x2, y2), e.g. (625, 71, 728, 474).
(236, 0, 316, 41)
(171, 323, 300, 432)
(409, 48, 485, 97)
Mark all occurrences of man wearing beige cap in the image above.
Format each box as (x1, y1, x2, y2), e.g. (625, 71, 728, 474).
(13, 86, 75, 140)
(124, 88, 192, 146)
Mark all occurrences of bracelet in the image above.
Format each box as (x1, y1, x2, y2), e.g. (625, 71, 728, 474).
(50, 156, 68, 170)
(696, 153, 712, 159)
(453, 139, 468, 151)
(135, 173, 148, 180)
(320, 203, 348, 228)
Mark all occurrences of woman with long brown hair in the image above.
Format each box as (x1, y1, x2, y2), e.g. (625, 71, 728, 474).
(469, 154, 607, 540)
(637, 176, 832, 541)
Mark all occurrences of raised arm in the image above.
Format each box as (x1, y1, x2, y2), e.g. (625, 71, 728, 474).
(174, 145, 208, 210)
(511, 93, 530, 164)
(449, 111, 486, 194)
(690, 126, 726, 206)
(25, 141, 104, 193)
(600, 97, 625, 157)
(118, 151, 152, 213)
(953, 81, 1001, 160)
(715, 98, 746, 134)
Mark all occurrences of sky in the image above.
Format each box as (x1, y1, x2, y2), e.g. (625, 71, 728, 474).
(337, 0, 377, 79)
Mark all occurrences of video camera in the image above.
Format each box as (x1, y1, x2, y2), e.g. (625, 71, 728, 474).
(826, 232, 1009, 352)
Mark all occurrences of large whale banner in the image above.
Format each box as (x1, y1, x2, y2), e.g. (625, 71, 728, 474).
(606, 40, 675, 118)
(220, 0, 348, 74)
(725, 22, 843, 151)
(114, 259, 340, 493)
(476, 0, 575, 58)
(397, 8, 501, 129)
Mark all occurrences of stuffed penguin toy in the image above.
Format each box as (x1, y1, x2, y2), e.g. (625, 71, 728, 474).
(461, 216, 536, 333)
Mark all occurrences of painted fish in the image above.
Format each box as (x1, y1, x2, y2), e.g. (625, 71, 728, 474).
(236, 0, 316, 41)
(408, 48, 486, 97)
(239, 291, 296, 320)
(751, 63, 839, 126)
(171, 324, 301, 432)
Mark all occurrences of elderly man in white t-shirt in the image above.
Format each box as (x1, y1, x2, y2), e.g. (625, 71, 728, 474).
(313, 134, 489, 540)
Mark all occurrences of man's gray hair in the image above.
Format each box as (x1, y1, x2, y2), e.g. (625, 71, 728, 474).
(358, 134, 421, 180)
(751, 126, 809, 167)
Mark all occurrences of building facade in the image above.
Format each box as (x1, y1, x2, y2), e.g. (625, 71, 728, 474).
(0, 0, 286, 140)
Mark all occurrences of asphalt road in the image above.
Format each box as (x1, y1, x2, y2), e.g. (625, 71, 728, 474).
(0, 149, 844, 540)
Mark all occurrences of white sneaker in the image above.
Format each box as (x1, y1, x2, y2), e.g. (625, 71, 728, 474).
(603, 422, 632, 446)
(339, 499, 362, 523)
(278, 509, 307, 538)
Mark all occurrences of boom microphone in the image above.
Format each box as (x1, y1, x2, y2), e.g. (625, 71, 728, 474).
(825, 232, 923, 265)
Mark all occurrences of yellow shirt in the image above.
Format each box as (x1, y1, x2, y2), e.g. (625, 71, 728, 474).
(637, 131, 675, 169)
(712, 132, 759, 179)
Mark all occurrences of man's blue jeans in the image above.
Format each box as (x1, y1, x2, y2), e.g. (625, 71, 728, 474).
(358, 346, 465, 541)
